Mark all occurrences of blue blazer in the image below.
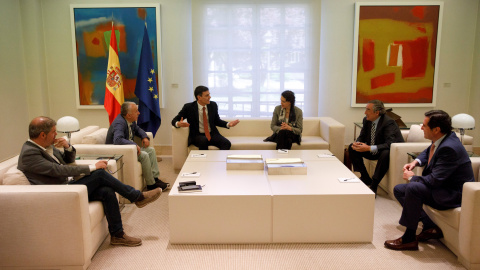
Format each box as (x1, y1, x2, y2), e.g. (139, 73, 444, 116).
(105, 114, 148, 145)
(413, 131, 474, 208)
(171, 101, 228, 146)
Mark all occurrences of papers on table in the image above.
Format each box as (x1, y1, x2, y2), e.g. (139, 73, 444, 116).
(265, 158, 303, 164)
(181, 172, 201, 178)
(227, 154, 262, 159)
(338, 177, 361, 183)
(317, 153, 335, 158)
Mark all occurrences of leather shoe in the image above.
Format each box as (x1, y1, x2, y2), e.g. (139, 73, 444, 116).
(135, 188, 161, 208)
(111, 232, 142, 246)
(384, 237, 418, 251)
(155, 178, 171, 191)
(417, 227, 443, 242)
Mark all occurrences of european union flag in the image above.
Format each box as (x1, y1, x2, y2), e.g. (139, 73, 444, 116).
(135, 24, 161, 137)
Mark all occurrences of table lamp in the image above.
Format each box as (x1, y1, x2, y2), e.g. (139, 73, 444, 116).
(57, 116, 80, 144)
(452, 113, 475, 144)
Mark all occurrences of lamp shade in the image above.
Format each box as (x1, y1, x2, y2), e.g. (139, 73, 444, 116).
(56, 116, 80, 133)
(452, 113, 475, 130)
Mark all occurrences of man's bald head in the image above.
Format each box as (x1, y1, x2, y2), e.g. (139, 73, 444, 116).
(29, 116, 56, 139)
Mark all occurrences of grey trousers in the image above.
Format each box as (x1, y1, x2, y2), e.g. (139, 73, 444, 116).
(138, 146, 160, 185)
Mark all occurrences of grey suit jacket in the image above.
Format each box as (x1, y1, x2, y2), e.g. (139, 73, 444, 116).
(17, 141, 90, 185)
(270, 105, 303, 137)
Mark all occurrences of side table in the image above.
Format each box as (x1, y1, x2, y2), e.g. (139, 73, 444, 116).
(76, 154, 125, 207)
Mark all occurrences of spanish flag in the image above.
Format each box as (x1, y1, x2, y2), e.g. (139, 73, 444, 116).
(104, 22, 124, 125)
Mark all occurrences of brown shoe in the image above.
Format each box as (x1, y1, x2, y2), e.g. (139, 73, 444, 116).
(417, 227, 443, 242)
(384, 237, 418, 251)
(135, 188, 161, 208)
(111, 232, 142, 246)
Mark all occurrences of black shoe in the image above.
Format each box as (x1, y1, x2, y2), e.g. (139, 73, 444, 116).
(155, 178, 171, 190)
(146, 184, 158, 191)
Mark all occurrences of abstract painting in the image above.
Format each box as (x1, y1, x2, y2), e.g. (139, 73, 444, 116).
(351, 3, 443, 107)
(70, 4, 162, 108)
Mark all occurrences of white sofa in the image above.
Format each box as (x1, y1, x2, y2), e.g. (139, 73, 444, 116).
(0, 156, 120, 270)
(171, 117, 346, 170)
(69, 126, 154, 192)
(423, 158, 480, 270)
(364, 125, 474, 197)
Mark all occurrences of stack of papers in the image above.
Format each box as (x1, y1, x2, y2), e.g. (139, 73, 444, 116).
(265, 158, 303, 164)
(338, 177, 361, 183)
(227, 154, 262, 159)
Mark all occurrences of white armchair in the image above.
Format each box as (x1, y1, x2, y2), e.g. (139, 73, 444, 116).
(423, 157, 480, 270)
(0, 157, 120, 270)
(71, 126, 154, 192)
(365, 124, 474, 198)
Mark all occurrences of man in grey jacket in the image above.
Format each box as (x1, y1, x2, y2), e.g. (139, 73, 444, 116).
(18, 116, 161, 247)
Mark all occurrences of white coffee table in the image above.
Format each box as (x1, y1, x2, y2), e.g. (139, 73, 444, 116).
(169, 150, 374, 244)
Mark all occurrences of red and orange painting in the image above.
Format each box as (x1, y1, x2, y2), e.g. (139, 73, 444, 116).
(352, 4, 442, 107)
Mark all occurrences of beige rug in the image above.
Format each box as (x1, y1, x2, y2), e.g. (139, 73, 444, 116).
(88, 156, 465, 270)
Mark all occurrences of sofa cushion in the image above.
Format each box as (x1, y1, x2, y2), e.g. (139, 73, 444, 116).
(3, 166, 30, 185)
(70, 126, 100, 145)
(88, 201, 105, 231)
(82, 128, 108, 144)
(423, 205, 461, 230)
(406, 124, 430, 143)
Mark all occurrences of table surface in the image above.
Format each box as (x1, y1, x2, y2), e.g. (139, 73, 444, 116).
(171, 150, 372, 196)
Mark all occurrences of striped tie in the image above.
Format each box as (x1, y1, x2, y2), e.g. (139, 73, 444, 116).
(370, 122, 376, 145)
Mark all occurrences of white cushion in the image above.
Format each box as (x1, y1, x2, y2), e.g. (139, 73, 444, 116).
(3, 166, 30, 185)
(406, 124, 429, 142)
(82, 128, 108, 144)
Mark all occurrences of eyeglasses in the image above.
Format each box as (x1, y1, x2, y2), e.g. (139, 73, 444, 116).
(106, 162, 124, 175)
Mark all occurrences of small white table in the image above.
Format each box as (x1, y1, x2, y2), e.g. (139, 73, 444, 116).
(169, 150, 374, 244)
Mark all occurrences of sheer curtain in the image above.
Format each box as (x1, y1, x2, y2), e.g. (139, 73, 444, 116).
(192, 0, 318, 118)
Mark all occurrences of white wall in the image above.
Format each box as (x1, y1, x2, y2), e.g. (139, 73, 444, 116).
(1, 0, 478, 162)
(0, 0, 29, 161)
(320, 0, 479, 144)
(470, 2, 480, 146)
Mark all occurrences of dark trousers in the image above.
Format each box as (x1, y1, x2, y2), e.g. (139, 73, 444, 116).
(348, 143, 390, 187)
(275, 130, 298, 150)
(192, 132, 231, 150)
(70, 170, 142, 235)
(394, 182, 449, 230)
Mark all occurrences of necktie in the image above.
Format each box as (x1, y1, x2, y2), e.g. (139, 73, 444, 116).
(203, 106, 211, 141)
(370, 122, 376, 145)
(428, 144, 435, 164)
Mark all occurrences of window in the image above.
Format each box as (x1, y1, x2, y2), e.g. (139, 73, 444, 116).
(194, 2, 314, 117)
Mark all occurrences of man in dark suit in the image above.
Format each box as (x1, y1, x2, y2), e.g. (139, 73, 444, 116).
(385, 110, 474, 251)
(106, 102, 170, 191)
(18, 116, 161, 247)
(349, 100, 404, 195)
(171, 85, 240, 150)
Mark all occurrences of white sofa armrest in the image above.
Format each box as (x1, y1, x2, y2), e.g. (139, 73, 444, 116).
(318, 117, 345, 161)
(388, 142, 431, 198)
(0, 185, 94, 268)
(458, 182, 480, 269)
(172, 126, 190, 170)
(73, 144, 143, 190)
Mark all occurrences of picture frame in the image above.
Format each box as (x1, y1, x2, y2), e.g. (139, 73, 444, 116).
(70, 4, 163, 109)
(351, 2, 443, 107)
